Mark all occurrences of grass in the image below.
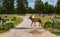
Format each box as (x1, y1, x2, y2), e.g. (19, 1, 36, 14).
(52, 32, 60, 35)
(34, 14, 60, 35)
(34, 14, 59, 23)
(0, 14, 23, 24)
(14, 16, 23, 26)
(52, 29, 60, 35)
(34, 14, 60, 24)
(0, 14, 23, 33)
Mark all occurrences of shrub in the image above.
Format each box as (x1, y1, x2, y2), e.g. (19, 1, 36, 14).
(52, 32, 60, 35)
(5, 23, 14, 28)
(0, 26, 2, 30)
(42, 15, 45, 17)
(3, 25, 10, 30)
(0, 23, 14, 31)
(5, 19, 9, 21)
(54, 22, 60, 29)
(4, 16, 7, 18)
(0, 25, 9, 30)
(44, 21, 52, 28)
(44, 21, 60, 29)
(11, 17, 16, 21)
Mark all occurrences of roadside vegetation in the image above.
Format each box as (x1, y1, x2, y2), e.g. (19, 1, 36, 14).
(0, 0, 60, 36)
(34, 14, 60, 35)
(0, 14, 23, 33)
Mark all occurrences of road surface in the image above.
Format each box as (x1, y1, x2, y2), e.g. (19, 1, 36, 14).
(0, 14, 60, 37)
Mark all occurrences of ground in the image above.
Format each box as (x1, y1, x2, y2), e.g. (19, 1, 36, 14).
(0, 14, 60, 37)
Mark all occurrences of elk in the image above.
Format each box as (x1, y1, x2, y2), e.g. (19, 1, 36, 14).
(29, 15, 42, 26)
(0, 17, 6, 25)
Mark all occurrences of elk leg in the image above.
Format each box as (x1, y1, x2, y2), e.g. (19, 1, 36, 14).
(31, 21, 33, 26)
(34, 22, 36, 26)
(39, 22, 41, 26)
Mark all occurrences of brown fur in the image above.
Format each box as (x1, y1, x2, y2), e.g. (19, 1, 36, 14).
(0, 17, 6, 25)
(29, 16, 42, 26)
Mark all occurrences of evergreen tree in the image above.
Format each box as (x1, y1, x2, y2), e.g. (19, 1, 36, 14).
(0, 0, 3, 14)
(43, 2, 54, 14)
(27, 7, 33, 13)
(56, 0, 60, 14)
(16, 0, 28, 14)
(35, 0, 44, 13)
(2, 0, 14, 14)
(43, 2, 49, 14)
(48, 5, 54, 14)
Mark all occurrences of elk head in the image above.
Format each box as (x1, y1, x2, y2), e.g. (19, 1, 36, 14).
(29, 15, 32, 20)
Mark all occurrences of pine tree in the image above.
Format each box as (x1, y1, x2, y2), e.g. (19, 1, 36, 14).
(3, 0, 14, 14)
(56, 0, 60, 14)
(16, 0, 28, 14)
(35, 0, 44, 13)
(0, 0, 3, 14)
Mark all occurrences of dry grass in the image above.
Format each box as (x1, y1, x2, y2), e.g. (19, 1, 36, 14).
(34, 14, 60, 35)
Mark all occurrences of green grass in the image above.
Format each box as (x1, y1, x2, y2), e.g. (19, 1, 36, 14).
(52, 32, 60, 35)
(34, 14, 60, 24)
(34, 14, 60, 35)
(0, 14, 23, 33)
(0, 14, 23, 24)
(14, 16, 23, 26)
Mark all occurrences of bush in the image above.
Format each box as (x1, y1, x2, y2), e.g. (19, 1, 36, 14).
(52, 32, 60, 35)
(0, 26, 2, 30)
(3, 25, 10, 30)
(0, 25, 9, 30)
(0, 23, 14, 30)
(4, 16, 7, 18)
(54, 22, 60, 29)
(42, 15, 45, 17)
(44, 21, 60, 29)
(11, 17, 16, 21)
(5, 23, 14, 28)
(44, 21, 52, 28)
(5, 19, 9, 21)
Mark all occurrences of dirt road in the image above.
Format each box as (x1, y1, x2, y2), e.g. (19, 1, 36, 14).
(0, 14, 60, 37)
